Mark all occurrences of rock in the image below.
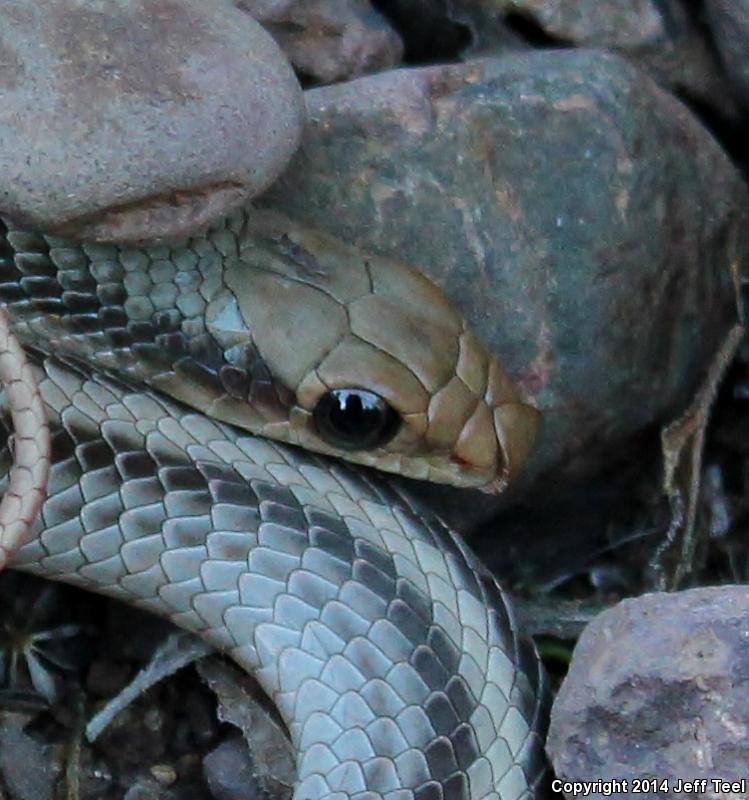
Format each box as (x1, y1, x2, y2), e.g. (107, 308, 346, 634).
(260, 50, 746, 525)
(150, 764, 178, 787)
(633, 11, 741, 123)
(203, 736, 268, 800)
(197, 659, 295, 796)
(380, 1, 739, 121)
(453, 0, 667, 48)
(485, 0, 740, 119)
(547, 586, 749, 797)
(236, 0, 403, 84)
(704, 0, 749, 110)
(122, 779, 168, 800)
(0, 0, 304, 244)
(0, 727, 56, 800)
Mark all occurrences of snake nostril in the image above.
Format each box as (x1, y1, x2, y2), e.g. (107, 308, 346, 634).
(313, 388, 400, 451)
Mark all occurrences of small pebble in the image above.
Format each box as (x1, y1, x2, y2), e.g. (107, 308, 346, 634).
(150, 763, 178, 786)
(144, 707, 165, 733)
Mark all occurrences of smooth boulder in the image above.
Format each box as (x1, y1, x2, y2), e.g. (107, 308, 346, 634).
(0, 0, 304, 244)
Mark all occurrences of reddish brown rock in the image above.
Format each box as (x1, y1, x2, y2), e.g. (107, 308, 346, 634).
(236, 0, 403, 84)
(0, 0, 304, 245)
(547, 587, 749, 798)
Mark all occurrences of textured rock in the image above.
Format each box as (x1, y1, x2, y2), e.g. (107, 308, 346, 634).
(0, 728, 55, 800)
(547, 586, 749, 797)
(237, 0, 403, 84)
(705, 0, 749, 110)
(260, 50, 746, 523)
(379, 0, 739, 121)
(454, 0, 667, 48)
(0, 0, 304, 244)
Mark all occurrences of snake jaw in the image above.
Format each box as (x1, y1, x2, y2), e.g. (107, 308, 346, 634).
(266, 342, 541, 492)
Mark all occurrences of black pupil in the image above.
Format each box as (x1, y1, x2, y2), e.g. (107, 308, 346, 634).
(313, 389, 400, 451)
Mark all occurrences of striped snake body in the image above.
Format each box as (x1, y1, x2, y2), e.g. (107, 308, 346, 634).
(0, 209, 548, 799)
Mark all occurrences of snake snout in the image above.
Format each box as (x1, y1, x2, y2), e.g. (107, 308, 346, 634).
(444, 396, 539, 494)
(428, 331, 539, 493)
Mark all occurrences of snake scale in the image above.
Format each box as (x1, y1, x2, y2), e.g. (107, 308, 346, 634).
(0, 206, 548, 799)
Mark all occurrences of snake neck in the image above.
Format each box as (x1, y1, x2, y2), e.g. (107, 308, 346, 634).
(2, 353, 548, 800)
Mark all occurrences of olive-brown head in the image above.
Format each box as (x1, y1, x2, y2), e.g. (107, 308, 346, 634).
(210, 211, 539, 493)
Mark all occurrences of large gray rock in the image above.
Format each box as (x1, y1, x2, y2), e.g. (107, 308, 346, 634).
(260, 50, 746, 523)
(236, 0, 403, 84)
(0, 0, 304, 244)
(705, 0, 749, 110)
(547, 587, 749, 797)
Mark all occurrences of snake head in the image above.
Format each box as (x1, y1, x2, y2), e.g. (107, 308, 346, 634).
(217, 211, 539, 493)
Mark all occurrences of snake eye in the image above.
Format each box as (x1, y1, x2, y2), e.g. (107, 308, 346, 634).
(313, 388, 400, 451)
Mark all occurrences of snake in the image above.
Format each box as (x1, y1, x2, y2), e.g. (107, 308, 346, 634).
(0, 206, 548, 800)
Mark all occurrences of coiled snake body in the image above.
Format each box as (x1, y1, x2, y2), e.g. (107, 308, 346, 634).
(0, 208, 548, 799)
